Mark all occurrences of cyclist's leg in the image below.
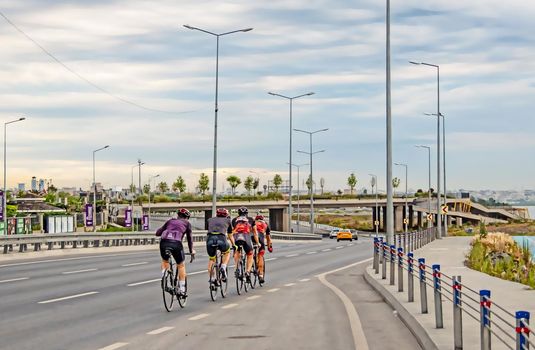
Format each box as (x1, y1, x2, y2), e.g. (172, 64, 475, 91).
(206, 235, 217, 278)
(243, 239, 254, 273)
(218, 234, 231, 280)
(172, 242, 186, 293)
(159, 240, 171, 273)
(257, 235, 266, 278)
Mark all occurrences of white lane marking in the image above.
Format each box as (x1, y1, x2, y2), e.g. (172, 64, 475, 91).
(127, 278, 160, 287)
(189, 313, 209, 321)
(349, 243, 354, 246)
(322, 248, 332, 252)
(147, 326, 174, 335)
(0, 277, 29, 284)
(246, 295, 261, 300)
(62, 268, 98, 275)
(121, 262, 148, 267)
(0, 251, 153, 268)
(285, 254, 299, 258)
(317, 258, 373, 350)
(285, 283, 296, 287)
(336, 246, 344, 249)
(265, 257, 277, 261)
(98, 343, 129, 350)
(267, 288, 279, 293)
(127, 270, 205, 286)
(299, 278, 310, 282)
(306, 251, 317, 255)
(38, 291, 99, 304)
(222, 303, 238, 309)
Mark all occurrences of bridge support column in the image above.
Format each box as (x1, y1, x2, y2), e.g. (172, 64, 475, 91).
(417, 211, 423, 228)
(394, 205, 403, 232)
(269, 208, 289, 232)
(456, 217, 463, 227)
(381, 206, 387, 231)
(204, 210, 212, 230)
(409, 206, 415, 229)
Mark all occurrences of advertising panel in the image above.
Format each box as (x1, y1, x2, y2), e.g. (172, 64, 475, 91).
(85, 204, 93, 226)
(125, 208, 132, 228)
(142, 215, 149, 231)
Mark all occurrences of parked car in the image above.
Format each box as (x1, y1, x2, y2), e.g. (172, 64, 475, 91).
(351, 229, 359, 240)
(329, 228, 340, 239)
(337, 229, 353, 242)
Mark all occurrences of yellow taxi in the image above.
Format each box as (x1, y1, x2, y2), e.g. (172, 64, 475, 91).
(336, 229, 353, 242)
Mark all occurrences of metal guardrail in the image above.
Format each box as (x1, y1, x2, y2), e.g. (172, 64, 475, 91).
(0, 230, 321, 254)
(373, 229, 532, 350)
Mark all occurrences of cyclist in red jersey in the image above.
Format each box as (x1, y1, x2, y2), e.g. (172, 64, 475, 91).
(254, 214, 272, 284)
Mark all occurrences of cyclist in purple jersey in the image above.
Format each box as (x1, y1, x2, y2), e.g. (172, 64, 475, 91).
(156, 208, 195, 294)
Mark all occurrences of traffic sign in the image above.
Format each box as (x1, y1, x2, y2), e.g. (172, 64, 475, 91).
(374, 220, 380, 226)
(427, 214, 433, 221)
(441, 205, 449, 215)
(403, 218, 409, 224)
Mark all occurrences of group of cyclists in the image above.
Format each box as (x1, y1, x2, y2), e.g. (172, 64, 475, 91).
(155, 206, 272, 297)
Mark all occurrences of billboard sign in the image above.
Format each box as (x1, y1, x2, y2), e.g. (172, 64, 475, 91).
(85, 204, 93, 226)
(125, 208, 132, 228)
(142, 215, 149, 231)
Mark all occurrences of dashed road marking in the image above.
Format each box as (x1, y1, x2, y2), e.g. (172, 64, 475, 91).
(306, 251, 317, 255)
(0, 277, 29, 284)
(246, 295, 261, 300)
(121, 262, 148, 267)
(285, 254, 299, 258)
(285, 283, 296, 287)
(348, 243, 354, 246)
(322, 249, 332, 252)
(147, 326, 174, 335)
(222, 303, 238, 309)
(265, 257, 277, 262)
(38, 291, 99, 304)
(336, 246, 344, 249)
(127, 278, 160, 287)
(267, 288, 280, 293)
(189, 313, 209, 321)
(299, 278, 310, 282)
(62, 268, 98, 275)
(98, 342, 129, 350)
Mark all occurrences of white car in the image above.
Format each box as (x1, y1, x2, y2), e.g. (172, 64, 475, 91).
(329, 229, 340, 239)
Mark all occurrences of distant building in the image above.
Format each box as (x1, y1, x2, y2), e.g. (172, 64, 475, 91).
(31, 176, 37, 191)
(38, 179, 45, 192)
(18, 183, 25, 192)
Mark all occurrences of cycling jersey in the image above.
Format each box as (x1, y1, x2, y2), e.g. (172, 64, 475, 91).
(206, 216, 231, 258)
(255, 220, 271, 253)
(156, 218, 193, 253)
(207, 216, 232, 235)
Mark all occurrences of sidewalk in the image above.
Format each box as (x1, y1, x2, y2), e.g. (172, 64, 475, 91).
(365, 237, 535, 350)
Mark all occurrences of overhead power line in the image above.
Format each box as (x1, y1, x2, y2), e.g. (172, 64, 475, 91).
(0, 10, 195, 115)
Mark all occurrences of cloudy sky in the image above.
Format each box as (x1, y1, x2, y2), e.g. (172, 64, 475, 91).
(0, 0, 534, 193)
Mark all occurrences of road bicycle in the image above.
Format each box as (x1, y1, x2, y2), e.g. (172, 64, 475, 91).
(161, 250, 193, 312)
(209, 243, 228, 301)
(251, 245, 265, 288)
(234, 245, 252, 295)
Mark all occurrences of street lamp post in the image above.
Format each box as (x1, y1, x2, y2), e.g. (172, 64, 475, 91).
(410, 61, 442, 237)
(385, 0, 394, 245)
(92, 145, 110, 232)
(131, 162, 145, 232)
(147, 174, 160, 229)
(3, 117, 25, 234)
(184, 24, 253, 218)
(289, 162, 308, 233)
(394, 163, 408, 232)
(369, 174, 379, 237)
(295, 128, 328, 234)
(416, 145, 432, 230)
(268, 91, 314, 233)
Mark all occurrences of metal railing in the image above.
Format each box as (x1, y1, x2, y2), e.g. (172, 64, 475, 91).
(372, 230, 532, 350)
(0, 230, 320, 254)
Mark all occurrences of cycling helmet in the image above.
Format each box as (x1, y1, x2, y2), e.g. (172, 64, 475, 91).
(255, 215, 265, 221)
(177, 208, 191, 219)
(216, 208, 229, 217)
(238, 206, 248, 216)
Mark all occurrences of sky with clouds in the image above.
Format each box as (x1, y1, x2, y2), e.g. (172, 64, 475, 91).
(0, 0, 533, 193)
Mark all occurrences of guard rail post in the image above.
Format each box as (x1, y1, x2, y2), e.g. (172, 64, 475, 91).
(418, 230, 422, 249)
(390, 244, 395, 285)
(515, 311, 530, 350)
(373, 237, 379, 274)
(408, 252, 414, 302)
(433, 264, 444, 328)
(397, 247, 404, 292)
(382, 241, 387, 280)
(408, 232, 412, 252)
(480, 289, 491, 350)
(379, 237, 384, 265)
(453, 275, 463, 350)
(403, 232, 407, 253)
(419, 258, 428, 313)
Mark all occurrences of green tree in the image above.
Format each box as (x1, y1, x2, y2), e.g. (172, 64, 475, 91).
(198, 173, 210, 195)
(157, 181, 169, 193)
(143, 184, 150, 194)
(320, 177, 325, 195)
(253, 178, 260, 195)
(129, 184, 136, 193)
(244, 176, 254, 196)
(226, 175, 242, 195)
(273, 174, 283, 192)
(347, 173, 357, 195)
(172, 176, 186, 195)
(306, 174, 314, 193)
(392, 177, 400, 196)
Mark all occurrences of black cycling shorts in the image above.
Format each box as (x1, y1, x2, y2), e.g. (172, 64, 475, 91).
(257, 233, 265, 252)
(235, 239, 253, 255)
(160, 239, 185, 264)
(206, 234, 230, 259)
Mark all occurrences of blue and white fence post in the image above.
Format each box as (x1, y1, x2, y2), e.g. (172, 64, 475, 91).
(390, 244, 396, 285)
(433, 264, 444, 328)
(379, 237, 384, 265)
(408, 252, 414, 302)
(480, 289, 492, 350)
(373, 237, 379, 274)
(515, 311, 530, 350)
(398, 247, 404, 292)
(453, 275, 463, 350)
(419, 258, 428, 314)
(382, 241, 387, 280)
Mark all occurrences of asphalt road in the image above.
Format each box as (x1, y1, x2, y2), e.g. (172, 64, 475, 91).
(0, 238, 421, 350)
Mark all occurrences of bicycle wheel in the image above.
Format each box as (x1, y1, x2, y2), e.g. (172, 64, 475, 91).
(243, 257, 249, 293)
(220, 266, 228, 298)
(235, 260, 244, 295)
(209, 264, 218, 302)
(250, 255, 257, 289)
(177, 276, 187, 308)
(161, 270, 174, 312)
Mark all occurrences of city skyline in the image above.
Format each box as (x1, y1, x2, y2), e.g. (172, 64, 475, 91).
(0, 1, 534, 191)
